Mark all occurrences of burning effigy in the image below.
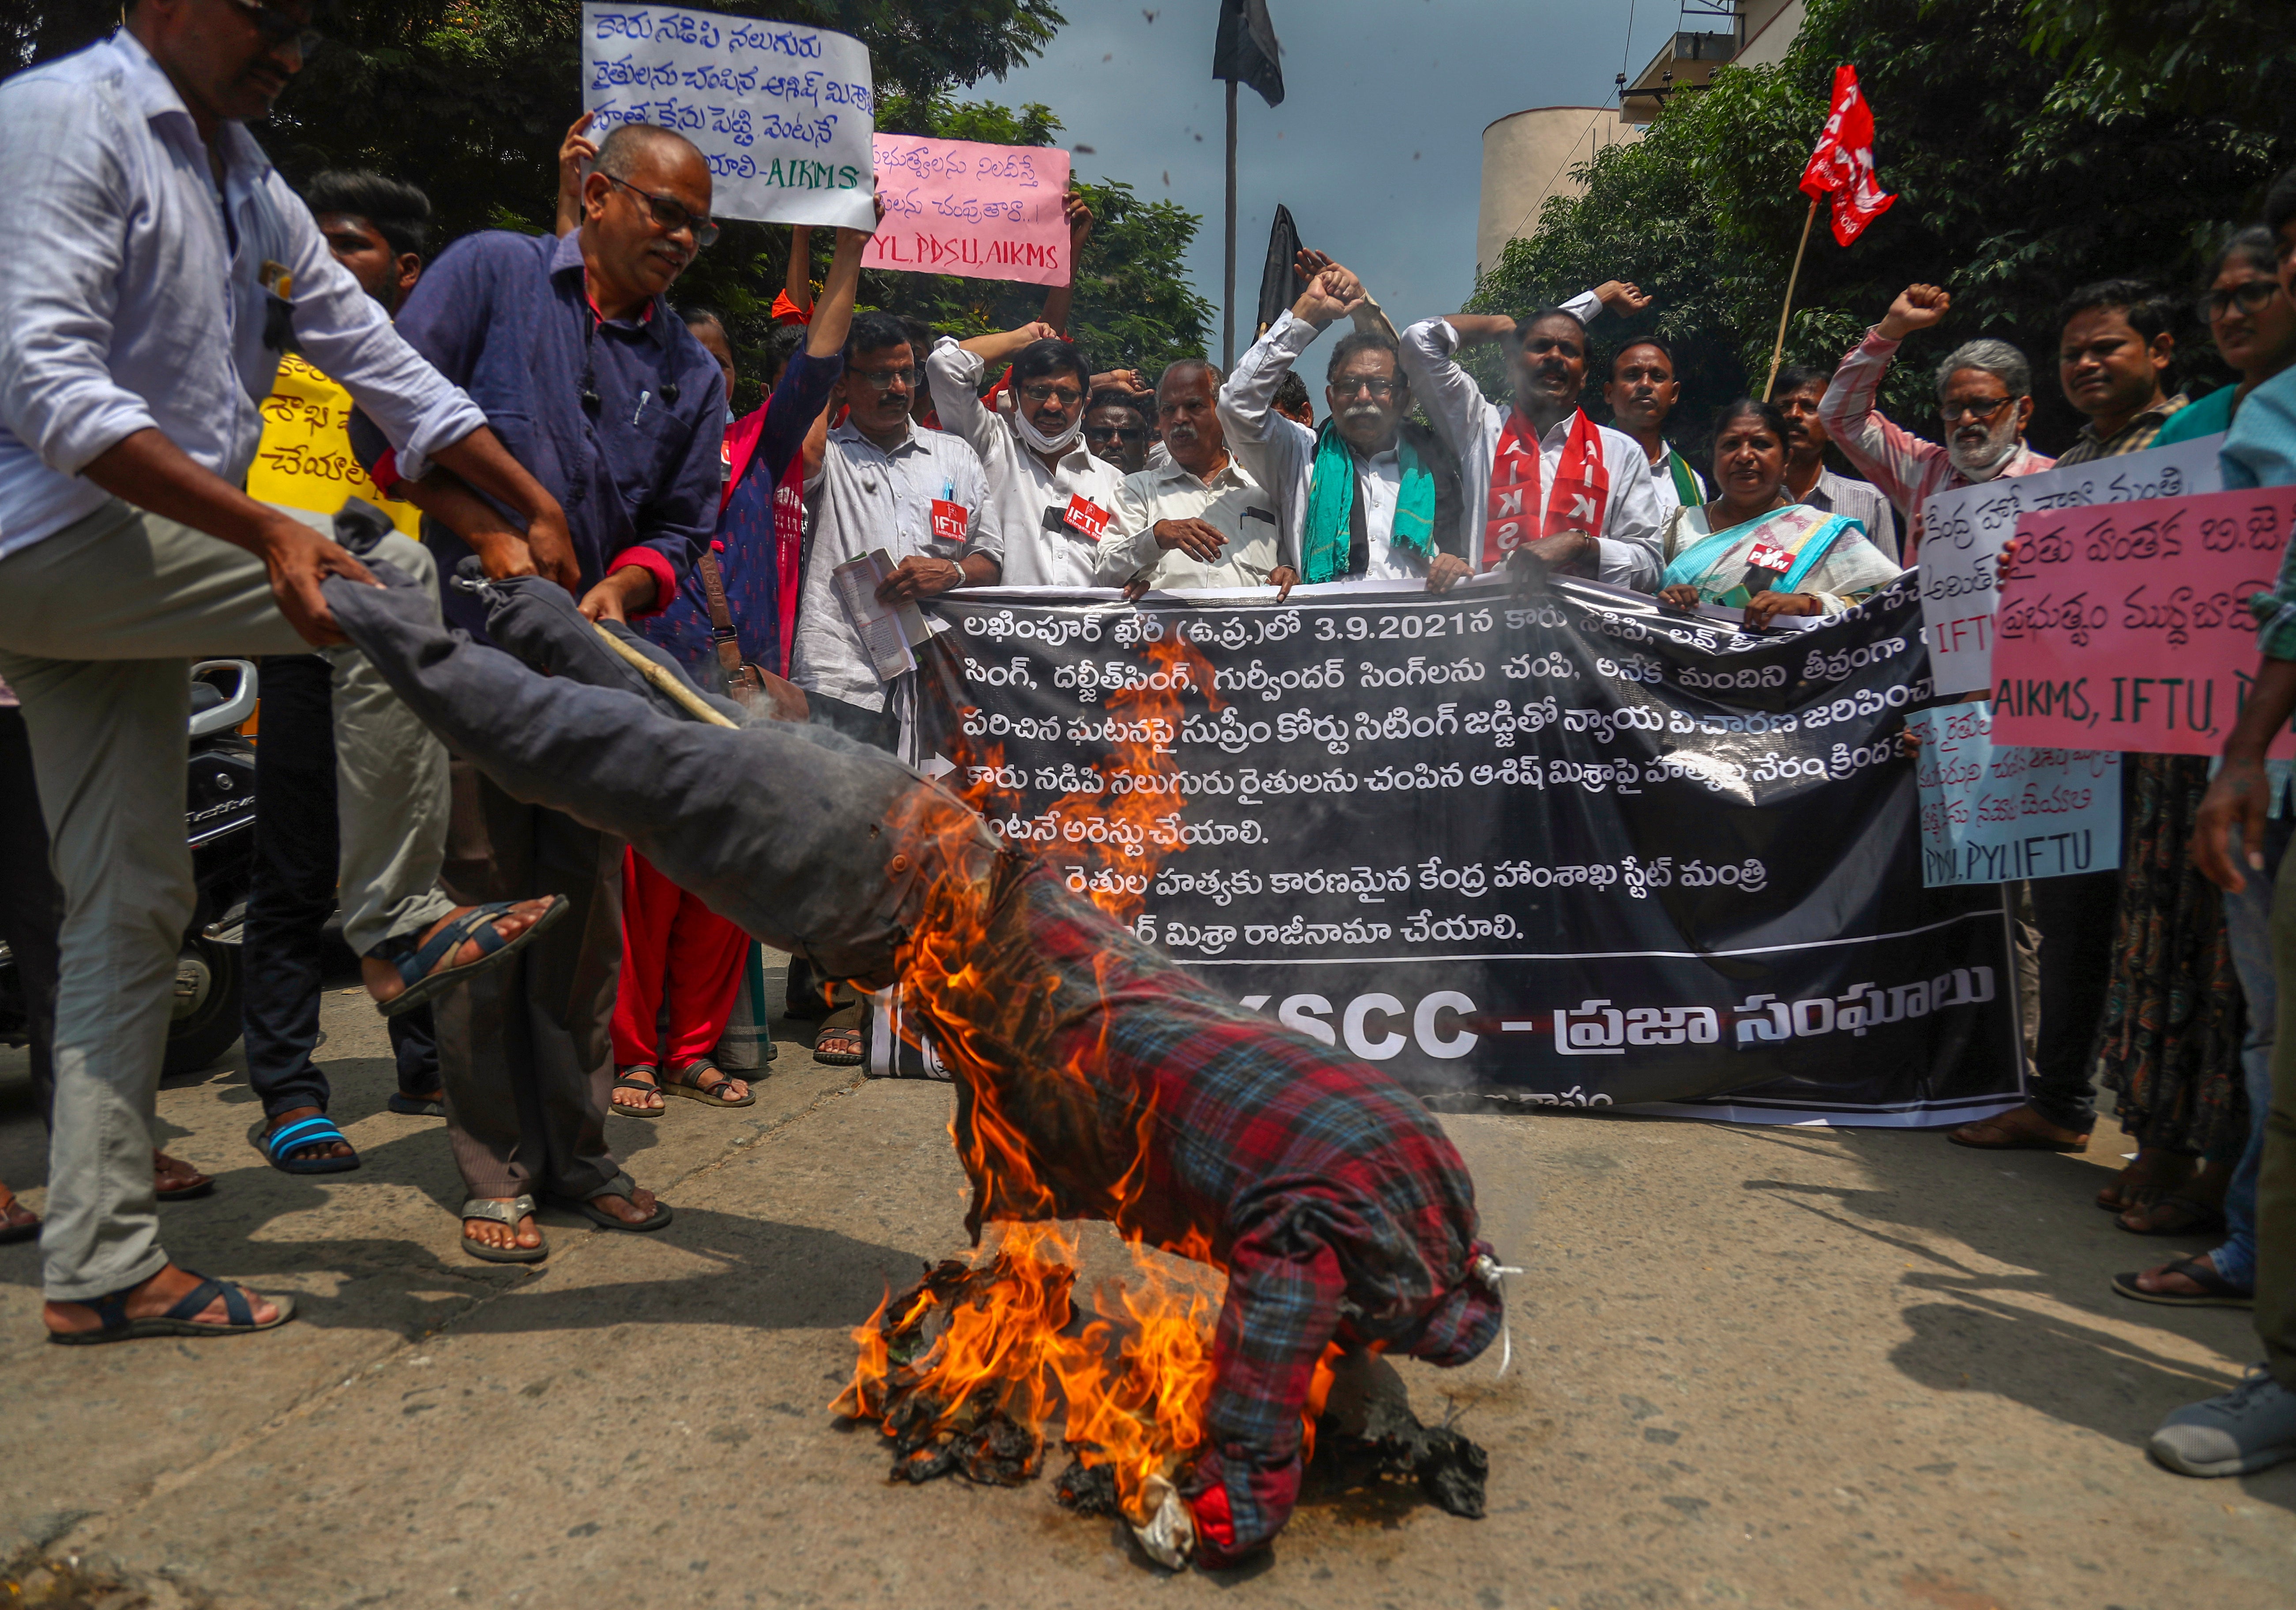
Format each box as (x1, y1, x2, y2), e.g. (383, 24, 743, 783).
(324, 568, 1509, 1567)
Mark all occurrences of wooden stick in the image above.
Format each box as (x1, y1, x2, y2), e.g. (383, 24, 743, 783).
(1762, 197, 1821, 402)
(589, 620, 740, 729)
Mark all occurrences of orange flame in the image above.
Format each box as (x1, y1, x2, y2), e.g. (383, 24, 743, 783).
(834, 625, 1289, 1522)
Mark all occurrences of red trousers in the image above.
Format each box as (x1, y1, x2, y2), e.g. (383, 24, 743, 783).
(612, 847, 750, 1070)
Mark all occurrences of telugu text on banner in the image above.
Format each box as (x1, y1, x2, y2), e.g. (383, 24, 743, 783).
(579, 4, 877, 229)
(1915, 435, 2224, 692)
(880, 577, 2021, 1126)
(1990, 485, 2296, 755)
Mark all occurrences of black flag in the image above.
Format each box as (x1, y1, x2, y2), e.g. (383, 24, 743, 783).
(1255, 204, 1304, 337)
(1213, 0, 1283, 109)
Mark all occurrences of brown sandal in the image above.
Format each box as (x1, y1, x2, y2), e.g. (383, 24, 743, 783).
(611, 1066, 664, 1117)
(1946, 1106, 2089, 1153)
(662, 1060, 754, 1108)
(2117, 1194, 2226, 1237)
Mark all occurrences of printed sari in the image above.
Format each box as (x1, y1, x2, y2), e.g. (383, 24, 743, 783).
(1657, 501, 1901, 614)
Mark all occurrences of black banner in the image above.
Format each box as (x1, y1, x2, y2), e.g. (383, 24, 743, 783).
(894, 576, 2020, 1123)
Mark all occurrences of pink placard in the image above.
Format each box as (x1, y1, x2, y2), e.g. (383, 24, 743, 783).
(864, 136, 1072, 287)
(1990, 486, 2296, 755)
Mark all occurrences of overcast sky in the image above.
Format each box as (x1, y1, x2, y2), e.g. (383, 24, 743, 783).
(988, 0, 1650, 377)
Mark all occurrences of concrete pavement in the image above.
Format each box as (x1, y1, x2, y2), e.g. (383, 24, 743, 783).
(2, 958, 2288, 1609)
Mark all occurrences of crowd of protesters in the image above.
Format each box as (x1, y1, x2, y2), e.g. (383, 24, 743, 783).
(0, 0, 2292, 1492)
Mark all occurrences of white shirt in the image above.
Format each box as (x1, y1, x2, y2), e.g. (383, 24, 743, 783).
(793, 420, 1000, 713)
(924, 338, 1127, 589)
(1218, 309, 1438, 584)
(1397, 316, 1666, 590)
(1646, 444, 1711, 518)
(1096, 455, 1280, 590)
(0, 33, 482, 556)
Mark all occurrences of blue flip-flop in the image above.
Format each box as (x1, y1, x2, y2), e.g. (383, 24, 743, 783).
(251, 1113, 361, 1175)
(48, 1270, 296, 1346)
(375, 895, 569, 1020)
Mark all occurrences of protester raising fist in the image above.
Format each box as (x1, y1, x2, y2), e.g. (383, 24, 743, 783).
(552, 111, 598, 238)
(1878, 282, 1952, 339)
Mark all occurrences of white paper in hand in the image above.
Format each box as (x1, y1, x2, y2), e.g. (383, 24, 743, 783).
(579, 5, 876, 229)
(831, 550, 931, 684)
(1916, 433, 2223, 692)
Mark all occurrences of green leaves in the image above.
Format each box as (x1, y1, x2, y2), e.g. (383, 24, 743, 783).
(1470, 0, 2286, 457)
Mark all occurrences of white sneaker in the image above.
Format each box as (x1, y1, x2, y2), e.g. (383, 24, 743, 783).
(2149, 1365, 2296, 1476)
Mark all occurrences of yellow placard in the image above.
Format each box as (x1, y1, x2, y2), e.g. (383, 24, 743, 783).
(247, 355, 423, 536)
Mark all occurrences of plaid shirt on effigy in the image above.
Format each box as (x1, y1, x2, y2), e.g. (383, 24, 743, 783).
(916, 855, 1503, 1563)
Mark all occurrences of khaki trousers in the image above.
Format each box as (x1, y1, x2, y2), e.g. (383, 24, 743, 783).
(0, 500, 453, 1301)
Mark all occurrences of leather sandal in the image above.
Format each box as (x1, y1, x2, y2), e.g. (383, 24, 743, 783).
(663, 1059, 754, 1108)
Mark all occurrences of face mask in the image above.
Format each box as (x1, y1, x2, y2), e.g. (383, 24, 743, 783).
(1013, 399, 1084, 454)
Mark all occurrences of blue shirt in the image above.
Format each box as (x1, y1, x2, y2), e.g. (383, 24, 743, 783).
(0, 32, 482, 555)
(353, 229, 725, 641)
(2224, 362, 2296, 492)
(641, 346, 841, 681)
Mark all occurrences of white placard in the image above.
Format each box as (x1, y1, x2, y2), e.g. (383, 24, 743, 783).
(579, 4, 877, 230)
(1915, 433, 2225, 693)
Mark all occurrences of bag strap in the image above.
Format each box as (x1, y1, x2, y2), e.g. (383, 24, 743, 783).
(694, 548, 745, 691)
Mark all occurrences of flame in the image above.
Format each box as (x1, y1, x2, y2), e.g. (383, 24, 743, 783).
(835, 627, 1282, 1523)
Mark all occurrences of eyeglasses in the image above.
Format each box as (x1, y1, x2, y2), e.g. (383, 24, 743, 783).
(1331, 376, 1398, 399)
(847, 366, 917, 393)
(2201, 280, 2285, 320)
(1019, 383, 1084, 407)
(226, 0, 321, 56)
(1085, 425, 1149, 443)
(600, 172, 720, 249)
(1939, 396, 2013, 422)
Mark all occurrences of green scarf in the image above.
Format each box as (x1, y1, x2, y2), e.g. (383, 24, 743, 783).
(1302, 421, 1437, 583)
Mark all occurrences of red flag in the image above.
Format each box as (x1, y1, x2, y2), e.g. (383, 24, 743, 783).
(1799, 65, 1896, 247)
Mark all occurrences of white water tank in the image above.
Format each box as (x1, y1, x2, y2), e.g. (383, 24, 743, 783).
(1477, 107, 1640, 277)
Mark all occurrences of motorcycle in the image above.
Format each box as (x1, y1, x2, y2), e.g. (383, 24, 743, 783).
(0, 659, 257, 1077)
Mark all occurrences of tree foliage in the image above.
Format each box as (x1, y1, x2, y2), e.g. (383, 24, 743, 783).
(10, 1, 1208, 402)
(1471, 0, 2288, 457)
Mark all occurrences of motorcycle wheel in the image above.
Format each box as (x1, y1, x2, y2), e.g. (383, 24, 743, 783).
(164, 934, 244, 1077)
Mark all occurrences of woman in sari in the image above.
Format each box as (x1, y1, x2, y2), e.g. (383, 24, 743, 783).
(1654, 398, 1901, 627)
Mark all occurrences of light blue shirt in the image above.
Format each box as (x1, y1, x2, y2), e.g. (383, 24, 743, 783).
(2224, 362, 2296, 492)
(0, 32, 484, 555)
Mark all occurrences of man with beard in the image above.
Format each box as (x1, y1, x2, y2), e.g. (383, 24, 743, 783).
(1816, 283, 2054, 558)
(1398, 298, 1665, 589)
(1096, 360, 1280, 593)
(1770, 365, 1901, 563)
(926, 321, 1126, 588)
(1221, 263, 1473, 595)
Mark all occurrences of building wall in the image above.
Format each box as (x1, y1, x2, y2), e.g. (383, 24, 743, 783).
(1734, 0, 1805, 68)
(1477, 107, 1640, 277)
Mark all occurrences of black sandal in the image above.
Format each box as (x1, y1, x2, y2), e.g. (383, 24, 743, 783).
(663, 1059, 754, 1108)
(612, 1066, 664, 1118)
(371, 896, 569, 1019)
(47, 1271, 295, 1346)
(2112, 1256, 2253, 1308)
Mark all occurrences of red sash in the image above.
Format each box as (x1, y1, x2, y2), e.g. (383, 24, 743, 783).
(1482, 409, 1611, 569)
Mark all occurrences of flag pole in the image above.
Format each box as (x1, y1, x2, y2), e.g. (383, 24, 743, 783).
(1223, 78, 1238, 368)
(1762, 197, 1820, 401)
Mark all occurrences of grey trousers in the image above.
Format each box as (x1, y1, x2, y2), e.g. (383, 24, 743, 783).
(0, 500, 455, 1301)
(436, 757, 625, 1203)
(2258, 845, 2296, 1386)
